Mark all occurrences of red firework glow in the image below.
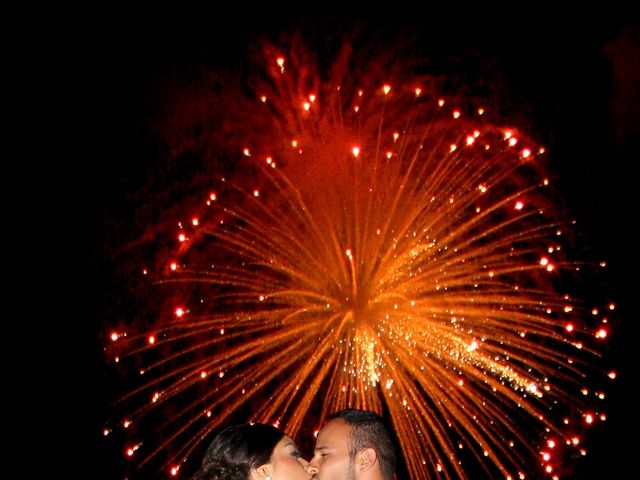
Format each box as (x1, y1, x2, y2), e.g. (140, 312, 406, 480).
(99, 33, 620, 480)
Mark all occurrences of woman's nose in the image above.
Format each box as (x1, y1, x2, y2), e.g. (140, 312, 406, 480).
(306, 459, 318, 474)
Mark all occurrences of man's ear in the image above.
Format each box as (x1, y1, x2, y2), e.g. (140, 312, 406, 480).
(249, 464, 272, 480)
(355, 447, 378, 474)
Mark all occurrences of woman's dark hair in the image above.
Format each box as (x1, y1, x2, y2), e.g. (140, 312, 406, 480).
(190, 458, 244, 480)
(191, 423, 285, 480)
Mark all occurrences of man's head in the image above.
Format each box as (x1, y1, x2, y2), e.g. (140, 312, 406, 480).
(307, 409, 396, 480)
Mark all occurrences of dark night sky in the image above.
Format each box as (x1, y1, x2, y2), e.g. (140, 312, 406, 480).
(73, 9, 638, 479)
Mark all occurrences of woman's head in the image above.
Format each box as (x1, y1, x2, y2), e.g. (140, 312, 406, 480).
(193, 423, 310, 480)
(202, 423, 283, 475)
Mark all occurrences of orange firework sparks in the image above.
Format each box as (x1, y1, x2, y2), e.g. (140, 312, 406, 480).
(106, 40, 614, 479)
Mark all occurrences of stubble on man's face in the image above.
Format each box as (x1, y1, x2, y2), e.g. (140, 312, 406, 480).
(346, 455, 356, 480)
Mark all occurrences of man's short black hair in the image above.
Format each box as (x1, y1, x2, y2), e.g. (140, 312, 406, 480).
(328, 409, 396, 479)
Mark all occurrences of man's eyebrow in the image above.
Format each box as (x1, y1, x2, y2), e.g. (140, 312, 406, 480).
(314, 446, 331, 452)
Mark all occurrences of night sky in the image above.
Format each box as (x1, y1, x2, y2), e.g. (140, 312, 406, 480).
(74, 10, 638, 479)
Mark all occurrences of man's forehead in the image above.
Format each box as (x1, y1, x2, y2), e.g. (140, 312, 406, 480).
(316, 418, 350, 446)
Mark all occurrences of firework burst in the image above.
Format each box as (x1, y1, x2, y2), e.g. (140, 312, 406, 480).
(106, 40, 614, 479)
